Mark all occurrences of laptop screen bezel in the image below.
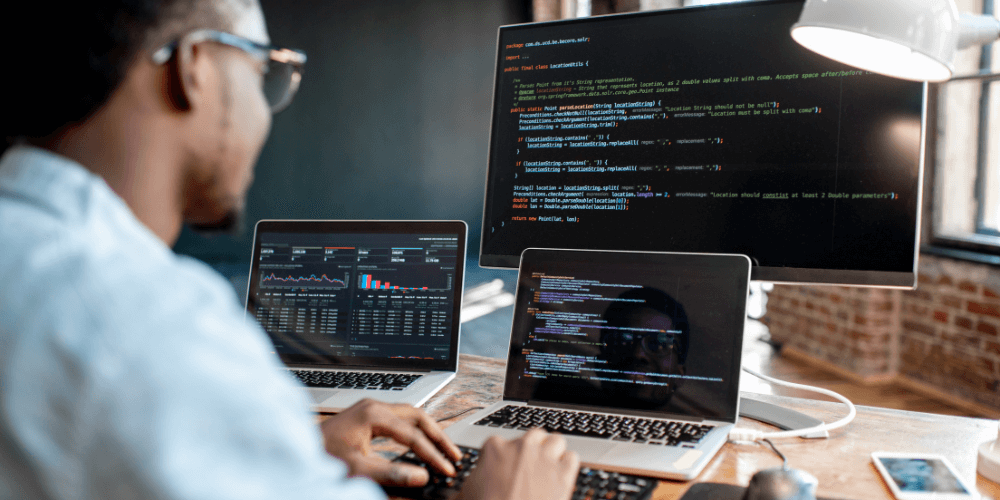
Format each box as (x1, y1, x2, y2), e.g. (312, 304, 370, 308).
(502, 248, 750, 422)
(246, 219, 467, 372)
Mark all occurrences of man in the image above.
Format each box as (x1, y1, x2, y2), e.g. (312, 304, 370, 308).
(0, 1, 578, 499)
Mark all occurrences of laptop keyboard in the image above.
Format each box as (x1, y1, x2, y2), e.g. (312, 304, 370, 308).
(473, 405, 714, 446)
(290, 369, 421, 390)
(384, 446, 658, 500)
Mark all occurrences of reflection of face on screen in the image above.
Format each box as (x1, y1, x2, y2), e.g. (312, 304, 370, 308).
(600, 287, 689, 407)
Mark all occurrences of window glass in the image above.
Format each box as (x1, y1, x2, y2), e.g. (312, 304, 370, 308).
(933, 0, 1000, 250)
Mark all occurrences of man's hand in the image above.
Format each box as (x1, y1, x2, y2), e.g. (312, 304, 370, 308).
(320, 399, 462, 487)
(456, 429, 579, 500)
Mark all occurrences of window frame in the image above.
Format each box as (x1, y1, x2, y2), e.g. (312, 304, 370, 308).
(925, 0, 1000, 262)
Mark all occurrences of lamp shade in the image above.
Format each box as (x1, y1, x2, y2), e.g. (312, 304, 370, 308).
(791, 0, 959, 82)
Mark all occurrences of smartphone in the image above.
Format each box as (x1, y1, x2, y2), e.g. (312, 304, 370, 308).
(871, 452, 976, 500)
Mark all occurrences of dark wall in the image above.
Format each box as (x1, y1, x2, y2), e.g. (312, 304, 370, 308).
(174, 0, 529, 263)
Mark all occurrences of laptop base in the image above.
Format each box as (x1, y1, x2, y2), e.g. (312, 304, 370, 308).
(444, 400, 732, 481)
(309, 370, 456, 413)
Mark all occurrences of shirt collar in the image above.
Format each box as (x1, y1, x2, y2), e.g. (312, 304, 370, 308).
(0, 144, 121, 221)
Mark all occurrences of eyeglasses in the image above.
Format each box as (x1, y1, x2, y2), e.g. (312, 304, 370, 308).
(608, 330, 681, 355)
(152, 30, 307, 113)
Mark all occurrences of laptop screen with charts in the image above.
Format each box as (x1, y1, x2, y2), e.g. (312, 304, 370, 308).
(445, 249, 750, 480)
(246, 220, 467, 411)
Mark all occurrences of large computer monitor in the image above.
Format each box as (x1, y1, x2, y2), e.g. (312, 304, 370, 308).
(479, 0, 925, 287)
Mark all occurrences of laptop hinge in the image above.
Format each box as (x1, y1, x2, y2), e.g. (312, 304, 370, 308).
(285, 364, 433, 373)
(526, 400, 705, 422)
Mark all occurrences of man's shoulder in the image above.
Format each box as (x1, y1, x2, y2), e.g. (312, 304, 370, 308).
(0, 216, 290, 430)
(0, 210, 248, 355)
(0, 146, 269, 395)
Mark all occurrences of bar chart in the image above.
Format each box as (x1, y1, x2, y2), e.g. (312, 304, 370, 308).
(357, 269, 451, 292)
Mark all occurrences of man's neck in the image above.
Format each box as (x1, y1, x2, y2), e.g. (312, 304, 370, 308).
(36, 99, 186, 247)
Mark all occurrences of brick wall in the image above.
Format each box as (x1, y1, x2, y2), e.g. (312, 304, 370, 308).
(900, 255, 1000, 408)
(761, 254, 1000, 409)
(762, 285, 898, 378)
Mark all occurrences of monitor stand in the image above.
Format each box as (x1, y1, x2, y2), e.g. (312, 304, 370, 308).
(738, 396, 828, 439)
(739, 309, 828, 439)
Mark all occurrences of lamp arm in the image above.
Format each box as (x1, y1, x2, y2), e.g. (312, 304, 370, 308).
(947, 69, 1000, 81)
(957, 13, 1000, 49)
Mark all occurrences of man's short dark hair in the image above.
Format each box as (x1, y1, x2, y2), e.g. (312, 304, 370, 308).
(2, 0, 236, 145)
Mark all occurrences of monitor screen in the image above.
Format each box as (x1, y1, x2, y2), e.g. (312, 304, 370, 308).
(479, 0, 925, 287)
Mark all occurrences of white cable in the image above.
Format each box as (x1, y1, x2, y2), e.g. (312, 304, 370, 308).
(730, 365, 857, 442)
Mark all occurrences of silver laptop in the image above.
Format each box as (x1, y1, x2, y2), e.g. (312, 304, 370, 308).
(246, 220, 467, 412)
(446, 248, 750, 480)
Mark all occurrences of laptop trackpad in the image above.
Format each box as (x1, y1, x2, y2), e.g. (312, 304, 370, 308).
(308, 388, 339, 403)
(601, 445, 692, 468)
(563, 436, 615, 462)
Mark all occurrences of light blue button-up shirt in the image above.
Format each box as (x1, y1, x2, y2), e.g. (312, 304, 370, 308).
(0, 145, 385, 499)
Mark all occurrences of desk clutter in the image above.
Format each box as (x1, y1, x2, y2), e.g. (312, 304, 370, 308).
(383, 446, 660, 500)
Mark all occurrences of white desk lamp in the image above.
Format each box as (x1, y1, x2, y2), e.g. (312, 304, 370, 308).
(791, 0, 999, 82)
(789, 0, 1000, 483)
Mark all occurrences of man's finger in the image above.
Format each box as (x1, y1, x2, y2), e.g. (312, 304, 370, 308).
(409, 407, 463, 461)
(348, 453, 430, 487)
(521, 427, 549, 445)
(381, 403, 462, 461)
(541, 431, 568, 459)
(373, 414, 456, 476)
(560, 450, 582, 484)
(373, 403, 462, 461)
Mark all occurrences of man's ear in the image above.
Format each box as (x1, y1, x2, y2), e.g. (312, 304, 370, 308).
(166, 39, 211, 112)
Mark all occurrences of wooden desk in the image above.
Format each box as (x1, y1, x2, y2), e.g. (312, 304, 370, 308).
(409, 355, 1000, 500)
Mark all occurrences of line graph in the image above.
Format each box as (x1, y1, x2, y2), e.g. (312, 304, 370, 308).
(261, 271, 349, 289)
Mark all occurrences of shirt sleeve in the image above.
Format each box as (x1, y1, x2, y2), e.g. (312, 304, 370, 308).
(4, 249, 387, 500)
